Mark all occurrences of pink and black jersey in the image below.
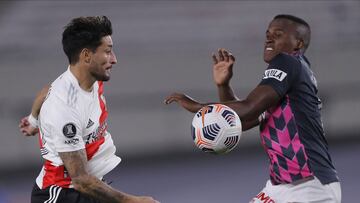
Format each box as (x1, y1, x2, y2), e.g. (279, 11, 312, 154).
(259, 53, 339, 185)
(36, 68, 121, 189)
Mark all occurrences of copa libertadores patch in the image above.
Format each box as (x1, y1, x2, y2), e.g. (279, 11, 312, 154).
(62, 123, 77, 138)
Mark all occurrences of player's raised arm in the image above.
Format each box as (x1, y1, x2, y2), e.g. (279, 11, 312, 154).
(19, 84, 50, 136)
(212, 48, 239, 102)
(59, 150, 158, 203)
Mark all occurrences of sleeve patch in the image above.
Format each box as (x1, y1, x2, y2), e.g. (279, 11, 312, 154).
(62, 123, 77, 138)
(263, 69, 287, 81)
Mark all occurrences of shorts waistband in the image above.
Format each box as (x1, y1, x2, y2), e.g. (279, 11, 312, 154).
(291, 176, 315, 185)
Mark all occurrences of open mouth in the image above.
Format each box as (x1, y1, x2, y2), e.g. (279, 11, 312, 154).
(105, 67, 112, 74)
(265, 47, 274, 51)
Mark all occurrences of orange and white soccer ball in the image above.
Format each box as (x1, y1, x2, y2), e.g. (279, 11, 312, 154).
(191, 104, 242, 154)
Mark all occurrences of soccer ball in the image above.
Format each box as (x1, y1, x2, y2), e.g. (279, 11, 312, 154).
(191, 104, 242, 154)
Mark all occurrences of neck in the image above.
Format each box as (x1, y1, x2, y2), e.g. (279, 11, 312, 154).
(292, 50, 303, 56)
(69, 64, 96, 92)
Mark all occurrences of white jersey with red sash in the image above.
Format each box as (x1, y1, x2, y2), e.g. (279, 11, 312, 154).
(36, 68, 121, 189)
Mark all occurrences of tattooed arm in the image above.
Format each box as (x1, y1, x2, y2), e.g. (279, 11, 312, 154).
(59, 150, 159, 203)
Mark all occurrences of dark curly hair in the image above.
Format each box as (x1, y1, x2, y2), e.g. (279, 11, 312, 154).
(62, 16, 113, 64)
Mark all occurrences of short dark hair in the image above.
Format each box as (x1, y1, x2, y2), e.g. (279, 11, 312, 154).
(274, 14, 311, 52)
(62, 16, 113, 64)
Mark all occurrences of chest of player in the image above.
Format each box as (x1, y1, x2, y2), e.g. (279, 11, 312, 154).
(80, 94, 108, 145)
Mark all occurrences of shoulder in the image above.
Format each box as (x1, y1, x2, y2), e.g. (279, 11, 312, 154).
(41, 72, 81, 118)
(48, 71, 80, 108)
(269, 53, 301, 67)
(267, 53, 302, 78)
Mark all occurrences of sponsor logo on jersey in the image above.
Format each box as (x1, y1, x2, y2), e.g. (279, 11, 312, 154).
(62, 123, 77, 138)
(86, 119, 95, 128)
(263, 69, 287, 82)
(64, 138, 79, 145)
(254, 192, 276, 203)
(85, 122, 107, 144)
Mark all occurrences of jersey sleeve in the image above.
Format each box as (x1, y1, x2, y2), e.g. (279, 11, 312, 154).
(259, 53, 300, 97)
(47, 99, 85, 153)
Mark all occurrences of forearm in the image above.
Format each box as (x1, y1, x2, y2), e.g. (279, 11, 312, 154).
(223, 99, 259, 122)
(73, 175, 130, 203)
(59, 150, 134, 203)
(217, 84, 239, 102)
(222, 85, 279, 122)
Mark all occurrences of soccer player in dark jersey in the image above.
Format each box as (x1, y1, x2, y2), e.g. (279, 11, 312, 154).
(164, 14, 341, 203)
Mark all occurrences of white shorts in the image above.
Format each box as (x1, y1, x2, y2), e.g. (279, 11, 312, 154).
(250, 177, 341, 203)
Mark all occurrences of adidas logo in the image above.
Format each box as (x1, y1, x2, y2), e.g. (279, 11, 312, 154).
(86, 119, 94, 128)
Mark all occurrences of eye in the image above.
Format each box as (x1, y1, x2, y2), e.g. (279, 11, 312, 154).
(274, 31, 283, 38)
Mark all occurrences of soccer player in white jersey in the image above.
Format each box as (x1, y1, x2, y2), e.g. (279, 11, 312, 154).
(164, 14, 341, 203)
(19, 16, 159, 203)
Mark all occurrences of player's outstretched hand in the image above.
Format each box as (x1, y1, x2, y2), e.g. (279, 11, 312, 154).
(19, 116, 38, 136)
(212, 48, 235, 86)
(164, 93, 203, 113)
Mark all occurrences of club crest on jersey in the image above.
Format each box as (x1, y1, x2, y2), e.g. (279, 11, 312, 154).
(263, 69, 287, 81)
(62, 123, 76, 138)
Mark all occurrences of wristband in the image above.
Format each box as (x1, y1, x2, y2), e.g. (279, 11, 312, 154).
(28, 114, 39, 128)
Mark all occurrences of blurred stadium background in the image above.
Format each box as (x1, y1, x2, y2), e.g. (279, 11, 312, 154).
(0, 1, 359, 202)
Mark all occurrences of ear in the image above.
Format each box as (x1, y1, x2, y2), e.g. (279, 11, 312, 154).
(295, 39, 304, 51)
(80, 48, 91, 64)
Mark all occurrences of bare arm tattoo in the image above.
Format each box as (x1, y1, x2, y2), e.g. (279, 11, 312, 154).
(59, 150, 130, 203)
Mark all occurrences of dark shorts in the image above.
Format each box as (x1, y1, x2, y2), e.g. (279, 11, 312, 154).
(31, 183, 100, 203)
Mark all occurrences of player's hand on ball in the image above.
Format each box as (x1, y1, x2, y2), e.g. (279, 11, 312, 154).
(212, 48, 235, 86)
(164, 93, 203, 113)
(19, 116, 38, 136)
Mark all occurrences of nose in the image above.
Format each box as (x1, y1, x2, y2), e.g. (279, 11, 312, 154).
(110, 51, 117, 64)
(266, 33, 273, 43)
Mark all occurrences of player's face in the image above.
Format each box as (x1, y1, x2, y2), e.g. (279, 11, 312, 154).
(89, 36, 117, 81)
(264, 19, 299, 63)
